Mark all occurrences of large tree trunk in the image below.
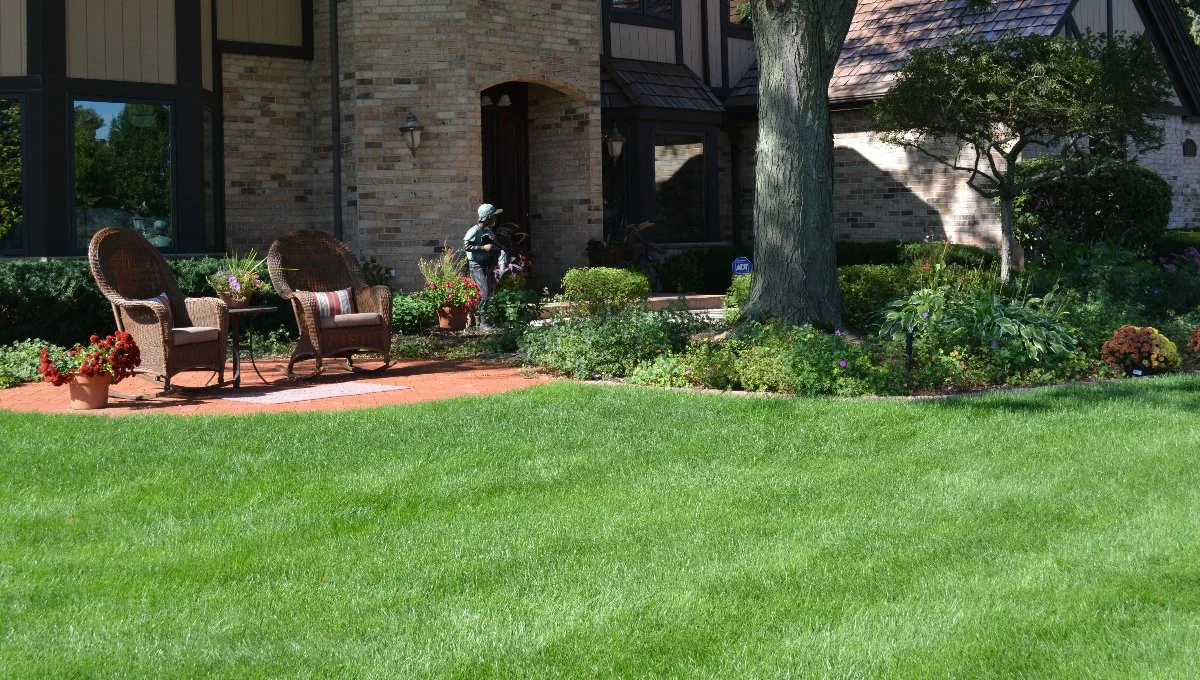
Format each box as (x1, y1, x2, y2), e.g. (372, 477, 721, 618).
(742, 0, 857, 328)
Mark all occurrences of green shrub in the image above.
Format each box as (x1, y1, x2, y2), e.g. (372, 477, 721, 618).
(656, 249, 705, 293)
(897, 242, 995, 268)
(679, 340, 741, 390)
(0, 257, 295, 348)
(0, 339, 61, 388)
(360, 256, 392, 288)
(629, 354, 695, 388)
(486, 288, 543, 329)
(1155, 229, 1200, 258)
(560, 267, 650, 314)
(734, 322, 900, 397)
(1013, 155, 1172, 255)
(723, 274, 752, 322)
(838, 265, 919, 331)
(519, 307, 699, 378)
(391, 292, 436, 334)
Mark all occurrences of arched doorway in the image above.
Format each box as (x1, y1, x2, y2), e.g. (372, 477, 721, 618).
(480, 83, 530, 233)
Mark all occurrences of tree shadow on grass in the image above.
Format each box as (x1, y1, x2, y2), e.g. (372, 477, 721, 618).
(918, 375, 1200, 416)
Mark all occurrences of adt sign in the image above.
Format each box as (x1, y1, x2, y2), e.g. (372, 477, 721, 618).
(732, 257, 753, 276)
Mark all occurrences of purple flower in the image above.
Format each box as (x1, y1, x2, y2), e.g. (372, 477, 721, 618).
(839, 360, 848, 368)
(229, 276, 241, 292)
(684, 370, 692, 376)
(834, 329, 843, 336)
(921, 311, 929, 319)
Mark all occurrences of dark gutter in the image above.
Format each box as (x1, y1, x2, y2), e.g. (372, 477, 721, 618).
(330, 0, 343, 239)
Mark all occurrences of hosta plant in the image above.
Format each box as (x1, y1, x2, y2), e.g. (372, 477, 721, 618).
(1101, 325, 1180, 375)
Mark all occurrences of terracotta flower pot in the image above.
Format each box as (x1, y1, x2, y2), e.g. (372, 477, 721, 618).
(68, 374, 112, 410)
(437, 306, 469, 330)
(219, 292, 248, 309)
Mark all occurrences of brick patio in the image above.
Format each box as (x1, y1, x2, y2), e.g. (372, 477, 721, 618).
(0, 358, 550, 416)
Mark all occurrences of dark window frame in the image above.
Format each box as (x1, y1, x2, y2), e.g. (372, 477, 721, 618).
(0, 92, 28, 255)
(640, 122, 719, 244)
(68, 96, 180, 255)
(609, 0, 677, 30)
(725, 0, 753, 37)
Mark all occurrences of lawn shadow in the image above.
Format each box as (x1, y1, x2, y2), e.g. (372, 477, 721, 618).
(919, 375, 1200, 416)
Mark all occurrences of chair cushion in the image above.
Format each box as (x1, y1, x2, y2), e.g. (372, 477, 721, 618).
(319, 312, 383, 329)
(134, 292, 172, 327)
(310, 288, 356, 317)
(172, 326, 220, 346)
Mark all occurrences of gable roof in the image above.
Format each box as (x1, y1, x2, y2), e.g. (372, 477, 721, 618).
(727, 0, 1076, 108)
(602, 57, 725, 112)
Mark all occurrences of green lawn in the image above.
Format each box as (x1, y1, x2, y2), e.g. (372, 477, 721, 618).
(3, 378, 1200, 677)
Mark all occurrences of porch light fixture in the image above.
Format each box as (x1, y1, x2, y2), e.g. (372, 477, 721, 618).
(481, 95, 495, 107)
(400, 113, 423, 155)
(604, 127, 626, 161)
(497, 94, 512, 107)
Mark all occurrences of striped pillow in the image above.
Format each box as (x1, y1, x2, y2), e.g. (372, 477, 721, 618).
(135, 292, 172, 327)
(312, 288, 356, 318)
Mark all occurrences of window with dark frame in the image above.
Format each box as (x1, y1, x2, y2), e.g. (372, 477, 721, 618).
(651, 131, 707, 243)
(729, 0, 748, 26)
(72, 100, 175, 252)
(0, 97, 24, 254)
(611, 0, 674, 20)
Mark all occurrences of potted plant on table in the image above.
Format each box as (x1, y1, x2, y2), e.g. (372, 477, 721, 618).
(418, 247, 481, 330)
(208, 250, 271, 309)
(37, 332, 141, 410)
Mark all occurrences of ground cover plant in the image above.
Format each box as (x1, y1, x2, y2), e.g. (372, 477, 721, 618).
(2, 379, 1200, 676)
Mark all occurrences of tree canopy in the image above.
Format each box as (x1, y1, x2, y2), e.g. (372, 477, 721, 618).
(870, 32, 1173, 281)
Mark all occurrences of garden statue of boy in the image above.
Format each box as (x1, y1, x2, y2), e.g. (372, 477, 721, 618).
(463, 203, 502, 329)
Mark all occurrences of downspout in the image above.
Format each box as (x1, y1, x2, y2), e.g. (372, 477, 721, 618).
(330, 0, 343, 239)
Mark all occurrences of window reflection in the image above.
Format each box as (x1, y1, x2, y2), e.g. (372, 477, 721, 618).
(74, 101, 174, 250)
(653, 132, 706, 242)
(0, 97, 23, 252)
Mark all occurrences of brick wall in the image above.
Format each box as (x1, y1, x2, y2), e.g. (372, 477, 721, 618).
(220, 0, 602, 290)
(1138, 116, 1200, 230)
(220, 54, 316, 252)
(729, 110, 1003, 247)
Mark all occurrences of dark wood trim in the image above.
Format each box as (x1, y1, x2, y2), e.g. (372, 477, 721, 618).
(1135, 0, 1200, 115)
(174, 0, 204, 253)
(27, 0, 67, 256)
(698, 0, 711, 84)
(674, 4, 685, 64)
(1064, 16, 1083, 40)
(217, 40, 312, 60)
(726, 122, 742, 245)
(1106, 0, 1114, 37)
(609, 0, 678, 30)
(1054, 0, 1083, 36)
(604, 107, 725, 125)
(211, 0, 226, 251)
(602, 0, 612, 55)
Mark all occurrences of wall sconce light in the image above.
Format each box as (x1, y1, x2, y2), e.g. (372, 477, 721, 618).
(497, 94, 512, 107)
(481, 95, 495, 107)
(400, 113, 423, 155)
(603, 127, 626, 161)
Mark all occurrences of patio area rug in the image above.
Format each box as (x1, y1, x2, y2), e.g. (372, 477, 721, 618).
(222, 382, 412, 405)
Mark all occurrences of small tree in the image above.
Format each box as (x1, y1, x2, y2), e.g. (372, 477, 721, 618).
(871, 33, 1173, 281)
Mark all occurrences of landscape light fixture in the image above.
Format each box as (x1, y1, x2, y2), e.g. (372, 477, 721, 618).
(400, 113, 423, 155)
(604, 127, 626, 161)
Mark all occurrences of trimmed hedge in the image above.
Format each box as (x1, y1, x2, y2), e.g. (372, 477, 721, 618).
(1013, 155, 1172, 255)
(0, 258, 295, 347)
(560, 267, 650, 314)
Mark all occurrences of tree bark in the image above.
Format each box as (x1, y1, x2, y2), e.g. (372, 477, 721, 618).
(742, 0, 857, 328)
(999, 197, 1014, 284)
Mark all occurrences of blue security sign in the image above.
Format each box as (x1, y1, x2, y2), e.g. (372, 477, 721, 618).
(732, 257, 753, 276)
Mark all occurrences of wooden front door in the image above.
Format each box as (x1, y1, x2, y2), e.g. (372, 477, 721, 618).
(480, 83, 530, 232)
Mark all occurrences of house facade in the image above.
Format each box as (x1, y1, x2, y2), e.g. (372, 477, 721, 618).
(0, 0, 1197, 290)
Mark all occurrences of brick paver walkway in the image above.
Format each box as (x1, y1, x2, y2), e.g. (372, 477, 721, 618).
(0, 358, 550, 416)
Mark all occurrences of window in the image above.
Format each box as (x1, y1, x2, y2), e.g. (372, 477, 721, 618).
(0, 97, 24, 253)
(72, 100, 175, 251)
(612, 0, 673, 20)
(652, 132, 706, 242)
(729, 0, 748, 26)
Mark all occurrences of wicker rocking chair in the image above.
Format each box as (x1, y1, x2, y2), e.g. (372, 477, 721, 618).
(88, 227, 229, 391)
(267, 230, 393, 379)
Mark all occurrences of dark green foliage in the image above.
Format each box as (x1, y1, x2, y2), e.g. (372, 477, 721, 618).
(838, 265, 919, 332)
(0, 257, 295, 347)
(656, 249, 705, 293)
(735, 322, 904, 397)
(896, 242, 994, 268)
(519, 308, 700, 378)
(107, 105, 172, 220)
(72, 106, 112, 217)
(1013, 156, 1172, 256)
(723, 274, 753, 322)
(0, 99, 20, 241)
(560, 267, 651, 314)
(391, 292, 436, 334)
(360, 256, 393, 288)
(1155, 229, 1200, 258)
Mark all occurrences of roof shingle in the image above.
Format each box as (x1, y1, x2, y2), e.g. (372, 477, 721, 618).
(602, 56, 725, 112)
(726, 0, 1073, 108)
